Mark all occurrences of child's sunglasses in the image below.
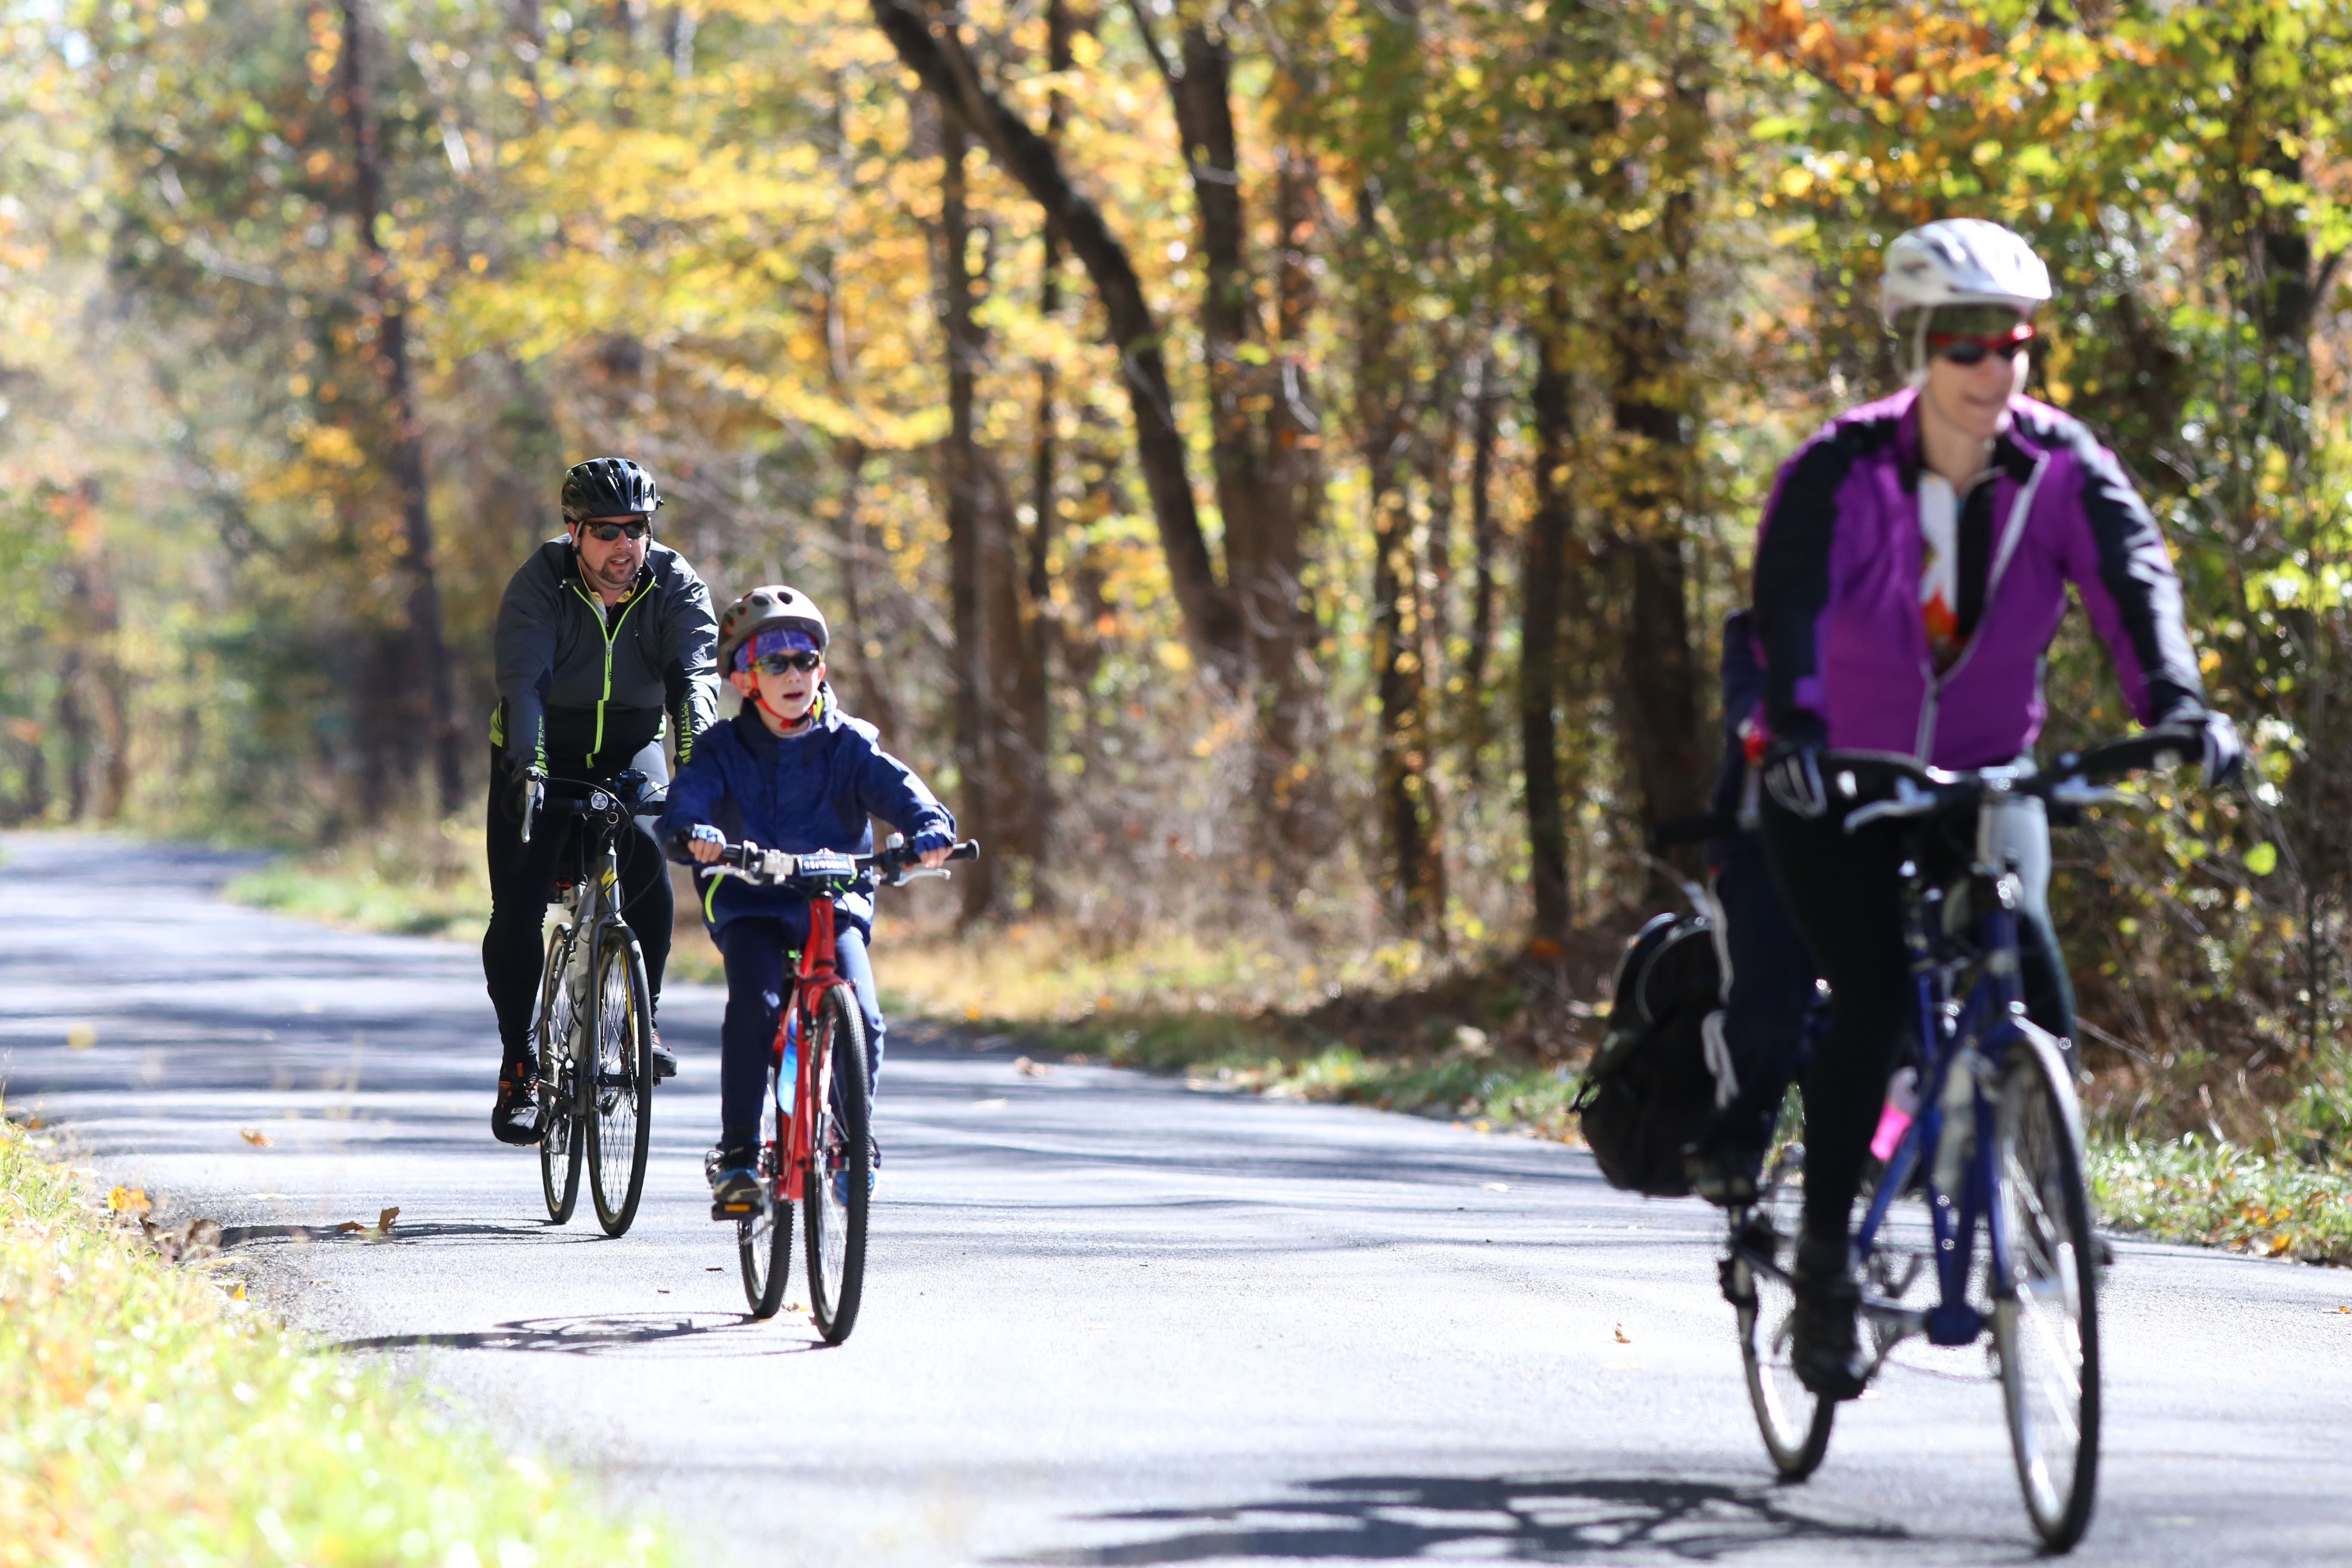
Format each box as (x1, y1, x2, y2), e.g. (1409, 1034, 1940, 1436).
(751, 650, 823, 675)
(579, 518, 652, 542)
(1926, 322, 2035, 366)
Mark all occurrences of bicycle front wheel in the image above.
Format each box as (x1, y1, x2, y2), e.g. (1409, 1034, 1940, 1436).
(588, 930, 654, 1237)
(802, 983, 870, 1345)
(1734, 1087, 1834, 1479)
(739, 1027, 791, 1318)
(1992, 1041, 2101, 1551)
(536, 925, 583, 1225)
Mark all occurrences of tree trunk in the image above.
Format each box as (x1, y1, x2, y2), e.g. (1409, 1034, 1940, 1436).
(1011, 0, 1073, 906)
(1358, 185, 1442, 937)
(1464, 343, 1501, 781)
(829, 435, 904, 744)
(939, 114, 997, 922)
(1250, 145, 1332, 861)
(340, 0, 462, 816)
(1598, 75, 1707, 871)
(1521, 291, 1575, 948)
(872, 0, 1243, 675)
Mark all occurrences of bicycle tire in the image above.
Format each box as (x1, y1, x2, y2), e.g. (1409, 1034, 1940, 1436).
(1735, 1088, 1835, 1479)
(587, 929, 654, 1237)
(803, 983, 870, 1345)
(1992, 1042, 2101, 1551)
(536, 923, 584, 1225)
(739, 1026, 792, 1318)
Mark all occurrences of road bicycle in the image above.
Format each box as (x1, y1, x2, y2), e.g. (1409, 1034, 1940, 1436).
(693, 832, 979, 1343)
(522, 771, 664, 1237)
(1722, 727, 2195, 1552)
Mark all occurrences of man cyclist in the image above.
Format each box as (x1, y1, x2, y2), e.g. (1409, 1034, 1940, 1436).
(1749, 219, 2242, 1398)
(487, 457, 720, 1145)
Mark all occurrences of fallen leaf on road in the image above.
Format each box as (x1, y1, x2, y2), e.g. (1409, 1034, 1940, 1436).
(1014, 1056, 1045, 1077)
(333, 1220, 364, 1234)
(239, 1127, 273, 1147)
(1613, 1323, 1632, 1344)
(109, 1185, 150, 1215)
(376, 1207, 399, 1236)
(66, 1021, 97, 1050)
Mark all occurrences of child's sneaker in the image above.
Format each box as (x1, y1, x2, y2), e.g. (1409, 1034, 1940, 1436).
(707, 1142, 761, 1219)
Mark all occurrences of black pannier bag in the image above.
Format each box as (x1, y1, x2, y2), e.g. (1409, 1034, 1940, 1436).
(1573, 910, 1724, 1197)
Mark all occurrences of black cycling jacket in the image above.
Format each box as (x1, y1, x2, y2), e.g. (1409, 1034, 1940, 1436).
(490, 538, 720, 777)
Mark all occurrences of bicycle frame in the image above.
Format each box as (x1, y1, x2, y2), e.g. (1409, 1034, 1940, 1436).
(1729, 785, 2043, 1354)
(770, 895, 854, 1206)
(1850, 784, 2041, 1349)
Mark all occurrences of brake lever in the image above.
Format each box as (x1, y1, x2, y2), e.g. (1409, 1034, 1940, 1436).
(2047, 779, 2144, 810)
(1844, 777, 1936, 834)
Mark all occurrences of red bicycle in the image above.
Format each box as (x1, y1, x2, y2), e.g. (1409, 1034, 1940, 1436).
(698, 833, 977, 1342)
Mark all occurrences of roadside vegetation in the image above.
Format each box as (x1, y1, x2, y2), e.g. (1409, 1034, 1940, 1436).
(0, 1110, 679, 1568)
(214, 844, 2352, 1268)
(880, 921, 2352, 1269)
(223, 818, 490, 943)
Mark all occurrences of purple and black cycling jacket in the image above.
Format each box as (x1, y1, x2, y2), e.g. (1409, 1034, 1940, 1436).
(1752, 386, 2208, 769)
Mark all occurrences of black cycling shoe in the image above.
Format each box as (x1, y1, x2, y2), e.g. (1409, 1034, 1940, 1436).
(1792, 1236, 1871, 1401)
(650, 1027, 678, 1081)
(707, 1142, 762, 1219)
(1684, 1139, 1763, 1208)
(490, 1057, 543, 1147)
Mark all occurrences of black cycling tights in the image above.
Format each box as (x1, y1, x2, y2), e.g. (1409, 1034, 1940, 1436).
(482, 767, 673, 1063)
(1759, 796, 2074, 1244)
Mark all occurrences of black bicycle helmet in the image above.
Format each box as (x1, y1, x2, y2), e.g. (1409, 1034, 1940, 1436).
(560, 456, 662, 522)
(717, 584, 830, 672)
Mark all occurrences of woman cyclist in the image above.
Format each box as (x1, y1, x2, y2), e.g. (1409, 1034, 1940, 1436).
(1749, 218, 2242, 1399)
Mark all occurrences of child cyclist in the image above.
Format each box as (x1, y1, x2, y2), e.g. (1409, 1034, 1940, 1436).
(660, 585, 955, 1213)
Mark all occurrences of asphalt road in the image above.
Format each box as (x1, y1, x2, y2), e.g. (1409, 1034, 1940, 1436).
(6, 830, 2351, 1567)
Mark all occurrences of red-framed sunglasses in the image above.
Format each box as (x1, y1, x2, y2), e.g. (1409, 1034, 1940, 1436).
(1926, 322, 2036, 366)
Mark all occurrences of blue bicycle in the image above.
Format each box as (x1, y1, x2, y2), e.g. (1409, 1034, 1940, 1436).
(1723, 727, 2193, 1552)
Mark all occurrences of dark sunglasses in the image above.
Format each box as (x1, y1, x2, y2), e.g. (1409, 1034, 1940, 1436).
(751, 650, 823, 675)
(577, 518, 651, 542)
(1928, 322, 2036, 366)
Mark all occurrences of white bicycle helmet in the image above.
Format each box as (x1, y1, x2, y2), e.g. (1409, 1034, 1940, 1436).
(1878, 219, 2051, 327)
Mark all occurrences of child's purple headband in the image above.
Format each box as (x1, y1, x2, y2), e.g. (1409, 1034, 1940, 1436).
(735, 627, 821, 672)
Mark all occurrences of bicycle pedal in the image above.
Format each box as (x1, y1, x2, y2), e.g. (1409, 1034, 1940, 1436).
(711, 1198, 760, 1221)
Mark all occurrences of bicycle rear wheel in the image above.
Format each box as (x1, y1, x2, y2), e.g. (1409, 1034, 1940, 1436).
(588, 931, 654, 1237)
(802, 983, 870, 1345)
(1733, 1087, 1835, 1479)
(1992, 1041, 2101, 1551)
(536, 925, 583, 1225)
(739, 1025, 792, 1318)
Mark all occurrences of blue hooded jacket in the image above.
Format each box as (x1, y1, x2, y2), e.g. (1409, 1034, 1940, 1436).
(659, 685, 954, 937)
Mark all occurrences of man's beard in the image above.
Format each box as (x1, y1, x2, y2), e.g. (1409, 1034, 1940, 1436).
(594, 553, 637, 589)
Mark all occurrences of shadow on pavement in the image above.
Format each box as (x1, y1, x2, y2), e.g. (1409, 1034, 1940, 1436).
(327, 1310, 817, 1357)
(1019, 1471, 1932, 1564)
(215, 1218, 555, 1250)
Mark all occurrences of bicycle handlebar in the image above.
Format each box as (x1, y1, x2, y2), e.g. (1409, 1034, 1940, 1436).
(520, 775, 668, 845)
(1837, 725, 2197, 835)
(678, 834, 981, 890)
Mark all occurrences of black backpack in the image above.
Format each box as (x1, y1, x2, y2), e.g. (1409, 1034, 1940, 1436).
(1573, 910, 1724, 1197)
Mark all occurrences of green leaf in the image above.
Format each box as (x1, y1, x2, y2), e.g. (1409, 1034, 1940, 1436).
(2245, 842, 2279, 876)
